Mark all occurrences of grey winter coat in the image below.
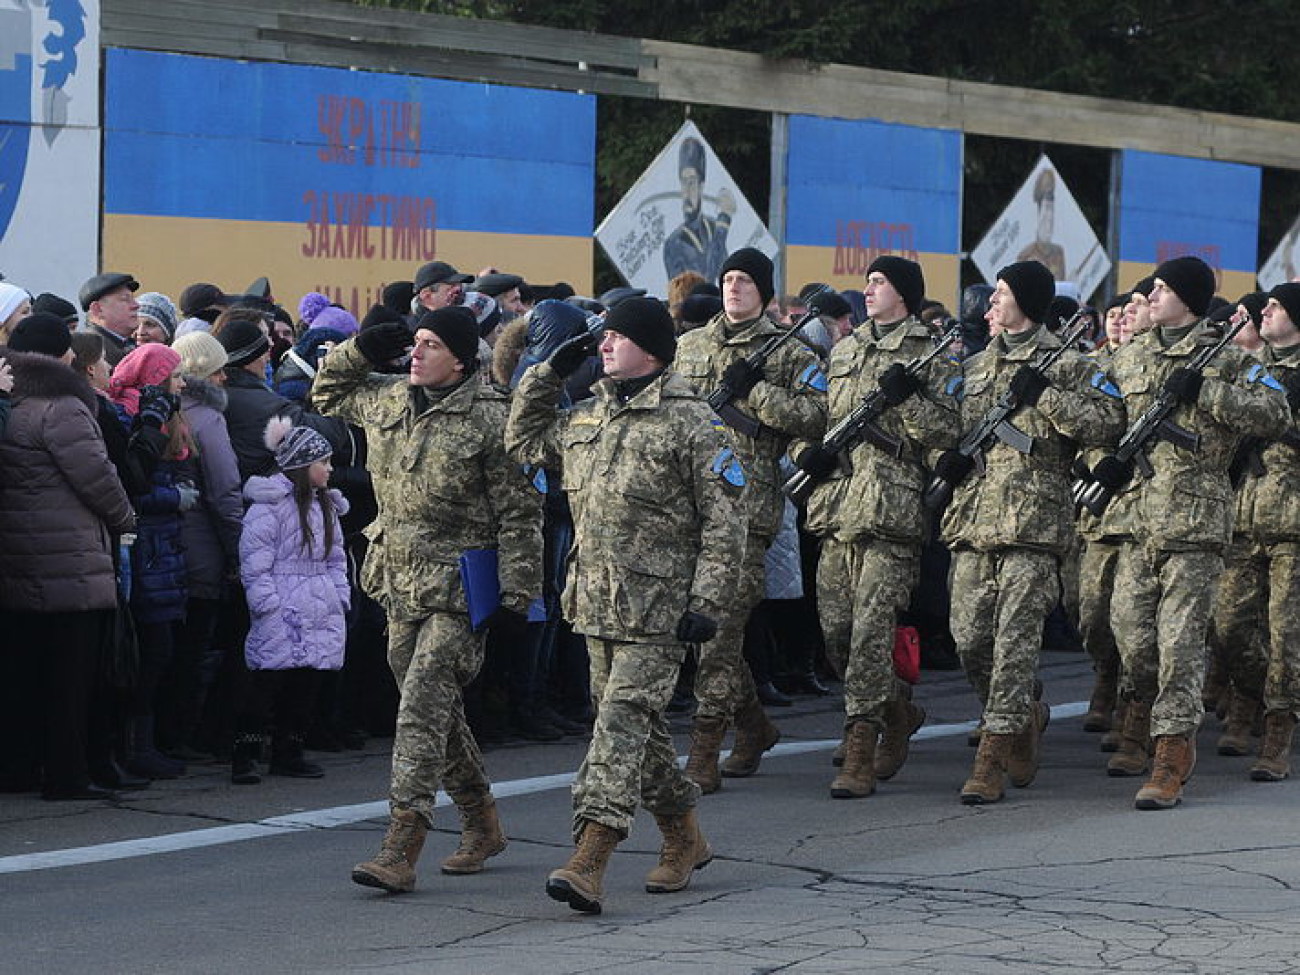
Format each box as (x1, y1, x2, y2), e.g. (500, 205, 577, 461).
(179, 376, 244, 599)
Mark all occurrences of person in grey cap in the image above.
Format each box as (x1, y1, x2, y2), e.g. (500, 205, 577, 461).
(663, 136, 734, 283)
(314, 306, 541, 895)
(413, 261, 473, 312)
(507, 296, 745, 915)
(475, 272, 527, 320)
(80, 272, 140, 369)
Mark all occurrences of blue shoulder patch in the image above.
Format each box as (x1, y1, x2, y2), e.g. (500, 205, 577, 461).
(945, 375, 965, 402)
(798, 363, 829, 393)
(710, 446, 747, 487)
(1247, 363, 1284, 391)
(524, 465, 548, 494)
(1090, 371, 1122, 398)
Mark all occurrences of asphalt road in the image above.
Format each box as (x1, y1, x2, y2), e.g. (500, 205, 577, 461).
(5, 651, 1300, 974)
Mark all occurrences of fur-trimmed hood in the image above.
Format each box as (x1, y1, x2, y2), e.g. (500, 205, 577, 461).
(180, 374, 229, 413)
(3, 348, 97, 412)
(492, 317, 529, 387)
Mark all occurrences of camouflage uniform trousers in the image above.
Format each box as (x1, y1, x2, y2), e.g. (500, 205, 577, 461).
(1111, 543, 1225, 738)
(1077, 539, 1127, 696)
(693, 531, 765, 722)
(387, 612, 491, 827)
(949, 548, 1058, 736)
(571, 637, 700, 840)
(1214, 540, 1300, 719)
(817, 536, 919, 729)
(1209, 537, 1270, 702)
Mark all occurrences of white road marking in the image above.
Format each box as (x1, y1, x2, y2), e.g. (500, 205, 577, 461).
(0, 704, 1087, 875)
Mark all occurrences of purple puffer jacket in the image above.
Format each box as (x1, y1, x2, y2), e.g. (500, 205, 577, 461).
(240, 474, 350, 671)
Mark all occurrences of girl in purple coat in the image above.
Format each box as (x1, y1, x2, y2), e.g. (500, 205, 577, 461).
(232, 417, 350, 784)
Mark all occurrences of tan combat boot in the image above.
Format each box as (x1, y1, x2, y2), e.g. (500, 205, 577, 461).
(1134, 733, 1196, 810)
(875, 691, 926, 781)
(1250, 712, 1298, 782)
(440, 797, 507, 875)
(1100, 701, 1128, 753)
(830, 720, 878, 799)
(685, 715, 727, 795)
(720, 698, 780, 778)
(960, 733, 1013, 804)
(1082, 657, 1119, 732)
(1008, 701, 1051, 788)
(1216, 689, 1261, 757)
(645, 808, 713, 893)
(831, 735, 846, 768)
(1106, 701, 1152, 777)
(546, 820, 621, 914)
(351, 809, 428, 893)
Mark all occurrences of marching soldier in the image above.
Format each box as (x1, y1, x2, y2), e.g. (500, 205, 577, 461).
(673, 248, 828, 792)
(796, 256, 957, 798)
(506, 297, 746, 915)
(313, 307, 543, 892)
(933, 260, 1125, 804)
(1103, 257, 1288, 809)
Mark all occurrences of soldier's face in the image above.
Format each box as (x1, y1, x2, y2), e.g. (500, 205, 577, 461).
(409, 328, 465, 387)
(600, 329, 659, 380)
(864, 272, 906, 323)
(680, 167, 702, 219)
(1262, 298, 1300, 346)
(722, 271, 763, 323)
(1122, 292, 1151, 341)
(1104, 305, 1125, 345)
(1148, 279, 1192, 327)
(987, 280, 1031, 334)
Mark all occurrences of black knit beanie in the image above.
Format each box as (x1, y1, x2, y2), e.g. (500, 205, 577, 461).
(1236, 291, 1267, 329)
(719, 247, 775, 309)
(602, 297, 676, 364)
(1269, 283, 1300, 329)
(996, 260, 1055, 324)
(415, 306, 480, 372)
(218, 317, 271, 368)
(1154, 256, 1216, 317)
(866, 255, 925, 316)
(7, 312, 72, 359)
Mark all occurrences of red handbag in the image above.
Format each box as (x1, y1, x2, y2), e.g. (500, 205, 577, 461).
(893, 625, 921, 685)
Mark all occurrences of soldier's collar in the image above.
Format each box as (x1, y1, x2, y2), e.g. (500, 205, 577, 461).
(868, 316, 926, 350)
(714, 313, 778, 345)
(998, 323, 1052, 360)
(594, 370, 669, 410)
(412, 376, 475, 414)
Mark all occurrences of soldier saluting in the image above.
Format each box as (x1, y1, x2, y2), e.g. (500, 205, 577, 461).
(1103, 258, 1288, 809)
(932, 260, 1124, 804)
(507, 297, 747, 916)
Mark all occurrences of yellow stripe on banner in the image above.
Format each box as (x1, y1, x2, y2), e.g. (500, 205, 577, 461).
(785, 246, 961, 313)
(103, 215, 593, 318)
(1117, 261, 1258, 303)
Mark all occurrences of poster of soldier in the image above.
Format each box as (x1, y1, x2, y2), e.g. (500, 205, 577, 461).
(970, 154, 1111, 302)
(595, 120, 777, 297)
(1259, 212, 1300, 291)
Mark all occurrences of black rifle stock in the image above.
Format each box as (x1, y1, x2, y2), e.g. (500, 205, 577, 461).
(923, 312, 1089, 512)
(1073, 313, 1247, 516)
(705, 287, 832, 438)
(783, 324, 960, 504)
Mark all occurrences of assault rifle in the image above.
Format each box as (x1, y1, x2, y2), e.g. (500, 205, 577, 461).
(706, 287, 832, 438)
(1072, 312, 1247, 517)
(923, 312, 1089, 512)
(783, 324, 961, 504)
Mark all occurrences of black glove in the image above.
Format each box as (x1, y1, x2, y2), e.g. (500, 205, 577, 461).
(932, 450, 975, 486)
(1091, 455, 1134, 490)
(1070, 456, 1093, 483)
(137, 385, 180, 430)
(794, 444, 839, 480)
(675, 610, 718, 644)
(355, 322, 413, 366)
(1280, 372, 1300, 411)
(1163, 367, 1204, 405)
(1009, 366, 1050, 407)
(722, 359, 764, 398)
(548, 332, 599, 379)
(485, 604, 528, 637)
(877, 363, 920, 406)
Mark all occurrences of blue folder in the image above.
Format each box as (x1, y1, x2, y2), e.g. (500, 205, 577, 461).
(458, 548, 547, 631)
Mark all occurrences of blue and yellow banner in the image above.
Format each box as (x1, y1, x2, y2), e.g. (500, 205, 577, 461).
(103, 49, 596, 314)
(784, 115, 963, 308)
(1114, 149, 1260, 301)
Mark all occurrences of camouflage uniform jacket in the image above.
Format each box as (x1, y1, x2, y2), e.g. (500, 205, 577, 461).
(1078, 345, 1139, 543)
(505, 362, 746, 643)
(674, 312, 828, 538)
(311, 340, 542, 622)
(1108, 323, 1290, 553)
(804, 317, 959, 544)
(942, 324, 1125, 555)
(1233, 344, 1300, 545)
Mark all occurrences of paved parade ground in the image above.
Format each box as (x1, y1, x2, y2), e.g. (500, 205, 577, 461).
(5, 651, 1300, 974)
